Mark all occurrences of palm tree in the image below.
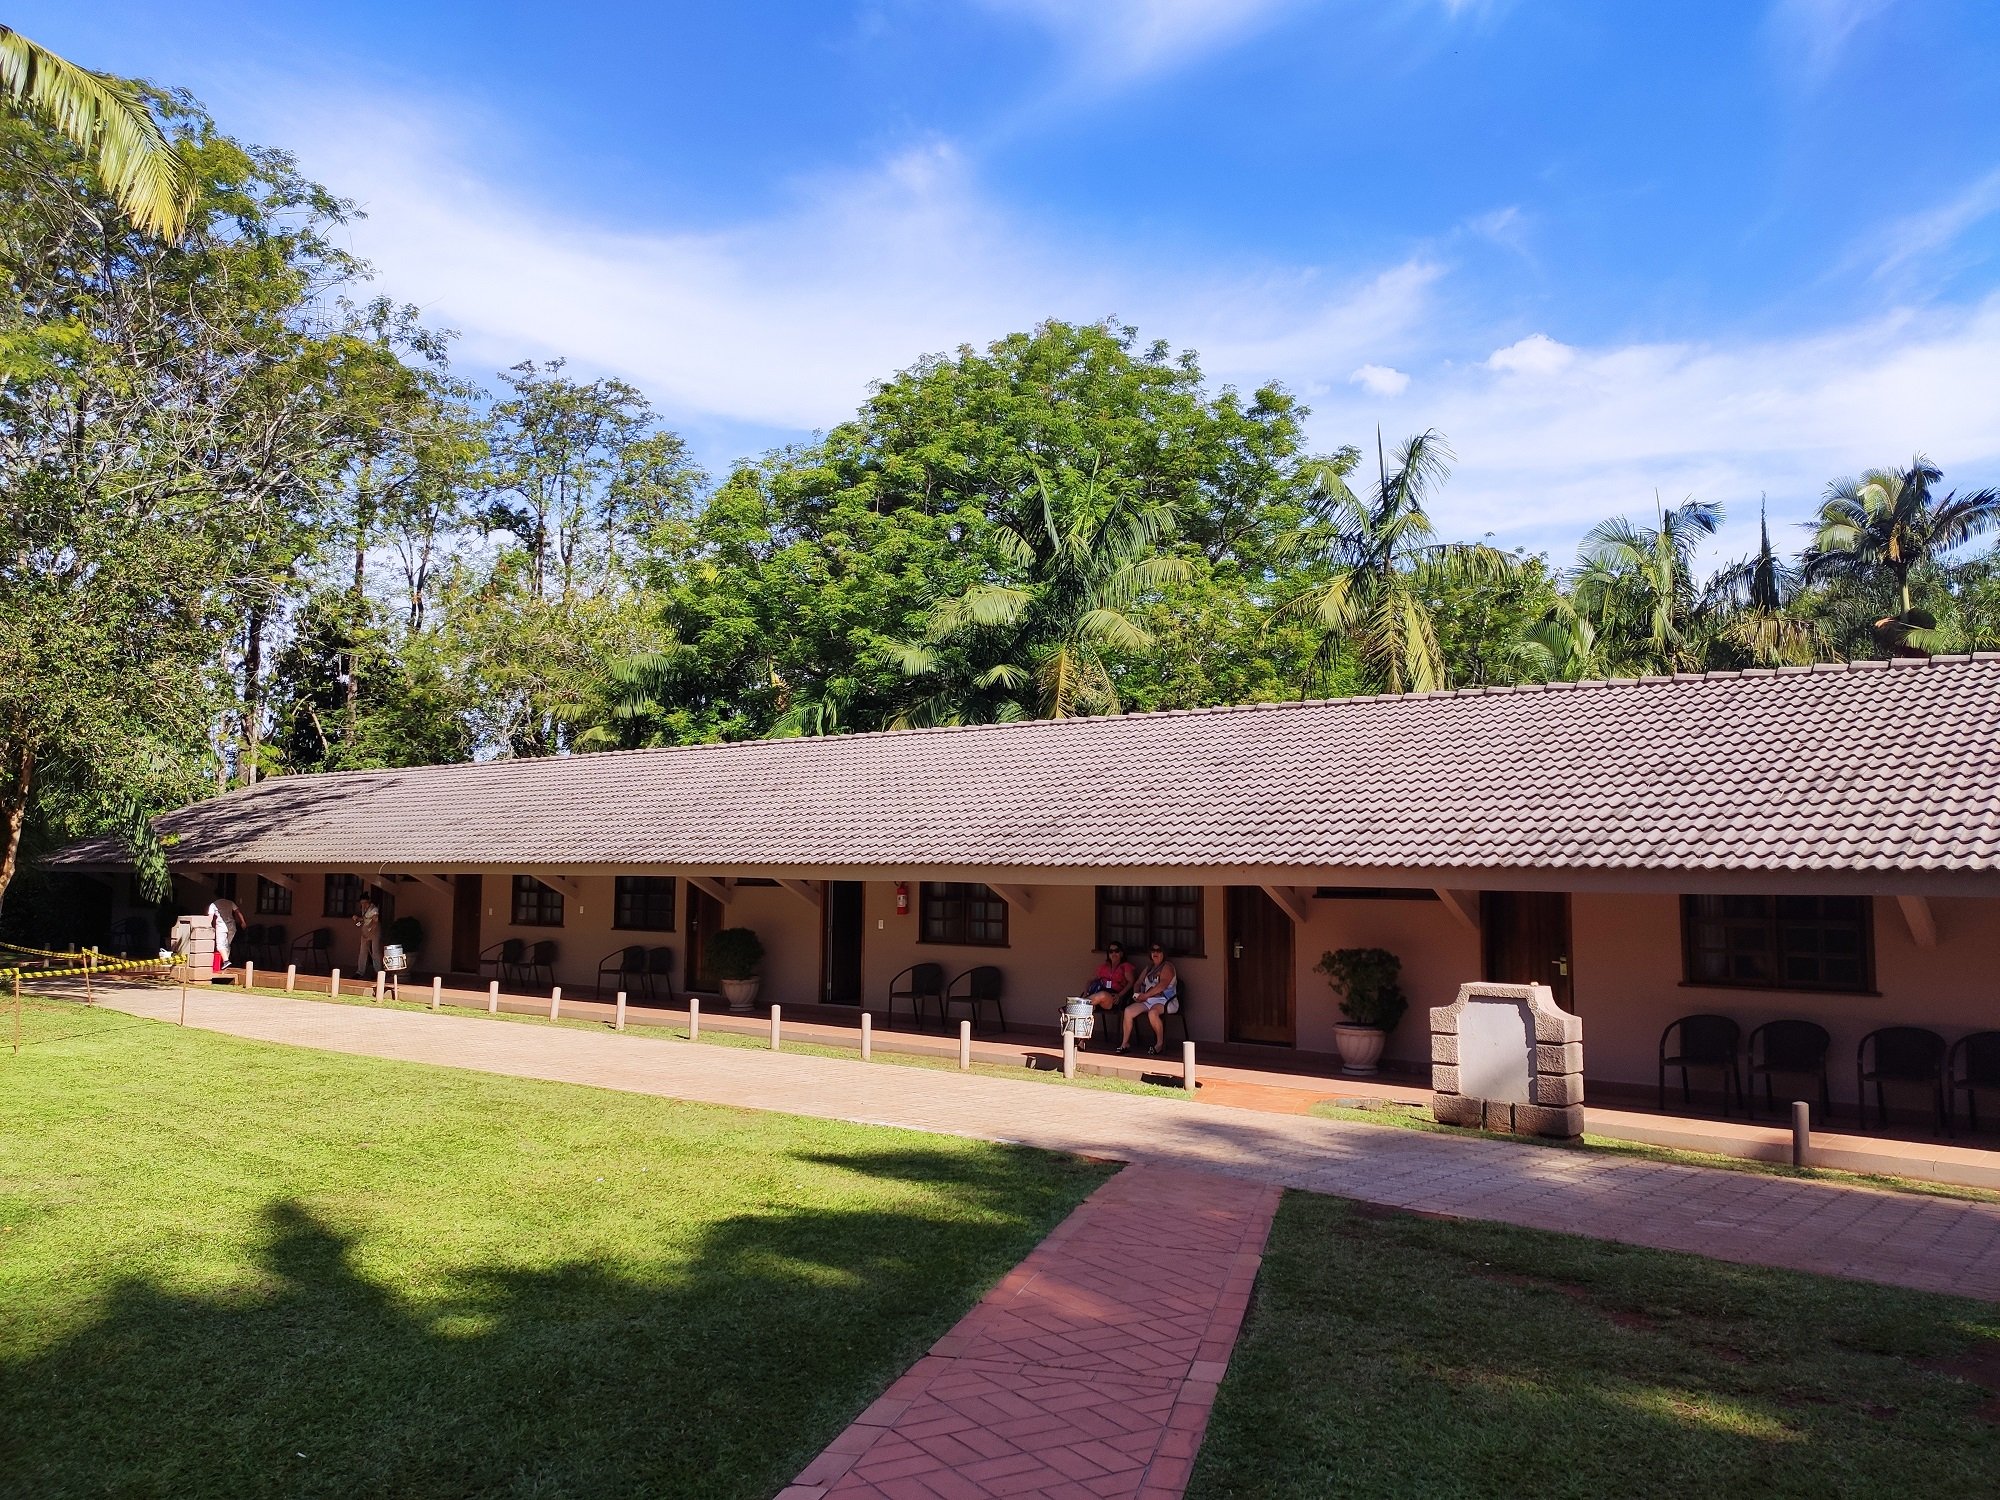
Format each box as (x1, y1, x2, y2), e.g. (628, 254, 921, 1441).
(1514, 602, 1615, 683)
(1707, 501, 1827, 667)
(1802, 455, 2000, 619)
(1, 24, 194, 237)
(1569, 496, 1721, 675)
(892, 463, 1190, 724)
(1278, 429, 1507, 694)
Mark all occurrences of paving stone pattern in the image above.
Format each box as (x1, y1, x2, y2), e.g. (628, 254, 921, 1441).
(96, 987, 2000, 1301)
(780, 1166, 1277, 1500)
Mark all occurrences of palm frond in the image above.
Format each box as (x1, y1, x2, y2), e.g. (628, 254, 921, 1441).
(0, 26, 194, 237)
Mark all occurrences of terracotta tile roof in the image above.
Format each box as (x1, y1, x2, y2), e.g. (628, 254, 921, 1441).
(53, 654, 2000, 884)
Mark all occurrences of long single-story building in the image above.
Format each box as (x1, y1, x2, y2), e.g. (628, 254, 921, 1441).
(53, 653, 2000, 1113)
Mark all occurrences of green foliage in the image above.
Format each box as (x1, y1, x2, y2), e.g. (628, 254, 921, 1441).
(1314, 947, 1408, 1031)
(707, 927, 765, 981)
(384, 915, 424, 954)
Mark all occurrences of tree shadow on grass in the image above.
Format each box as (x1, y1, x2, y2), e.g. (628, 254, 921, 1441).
(1, 1146, 1110, 1500)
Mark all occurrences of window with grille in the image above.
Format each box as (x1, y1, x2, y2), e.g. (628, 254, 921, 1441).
(323, 874, 360, 917)
(1682, 895, 1872, 993)
(512, 875, 565, 927)
(919, 882, 1009, 947)
(256, 877, 293, 916)
(614, 876, 675, 931)
(1095, 886, 1203, 957)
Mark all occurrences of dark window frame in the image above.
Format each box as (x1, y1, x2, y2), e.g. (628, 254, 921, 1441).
(255, 877, 293, 916)
(511, 875, 565, 928)
(613, 876, 676, 932)
(1094, 886, 1204, 957)
(1312, 886, 1440, 902)
(322, 874, 360, 918)
(918, 882, 1009, 948)
(1680, 894, 1875, 995)
(212, 873, 238, 900)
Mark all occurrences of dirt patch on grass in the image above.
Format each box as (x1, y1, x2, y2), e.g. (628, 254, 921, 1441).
(1471, 1266, 1660, 1332)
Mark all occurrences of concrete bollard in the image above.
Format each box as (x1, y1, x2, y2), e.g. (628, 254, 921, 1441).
(770, 1005, 782, 1051)
(688, 996, 700, 1041)
(285, 964, 297, 993)
(959, 1020, 972, 1071)
(430, 976, 442, 1011)
(615, 989, 627, 1032)
(1792, 1100, 1812, 1167)
(330, 968, 341, 998)
(1183, 1040, 1197, 1091)
(861, 1012, 873, 1061)
(243, 962, 255, 991)
(1062, 1031, 1076, 1080)
(374, 971, 386, 1002)
(487, 980, 499, 1014)
(548, 986, 562, 1021)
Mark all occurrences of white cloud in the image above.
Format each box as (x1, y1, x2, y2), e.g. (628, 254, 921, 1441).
(1768, 0, 1898, 81)
(978, 0, 1298, 82)
(1350, 363, 1410, 396)
(1872, 166, 2000, 282)
(1485, 332, 1576, 376)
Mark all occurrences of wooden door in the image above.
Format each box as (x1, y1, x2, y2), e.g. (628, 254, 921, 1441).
(450, 874, 483, 973)
(1481, 891, 1573, 1010)
(1226, 886, 1295, 1045)
(685, 884, 724, 992)
(822, 881, 865, 1006)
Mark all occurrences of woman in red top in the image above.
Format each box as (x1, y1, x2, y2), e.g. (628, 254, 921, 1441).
(1083, 944, 1136, 1014)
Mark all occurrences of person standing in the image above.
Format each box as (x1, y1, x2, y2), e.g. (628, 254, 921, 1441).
(354, 892, 383, 978)
(207, 888, 245, 970)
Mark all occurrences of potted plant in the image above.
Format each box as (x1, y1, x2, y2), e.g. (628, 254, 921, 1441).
(1315, 947, 1408, 1075)
(710, 927, 766, 1012)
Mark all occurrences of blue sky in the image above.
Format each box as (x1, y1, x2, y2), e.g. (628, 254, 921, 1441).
(19, 0, 2000, 559)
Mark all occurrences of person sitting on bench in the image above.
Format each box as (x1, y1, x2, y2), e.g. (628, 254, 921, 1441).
(1082, 944, 1136, 1015)
(1116, 944, 1177, 1056)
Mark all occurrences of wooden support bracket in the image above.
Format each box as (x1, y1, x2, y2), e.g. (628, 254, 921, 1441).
(258, 871, 302, 894)
(1896, 894, 1938, 949)
(544, 874, 581, 898)
(686, 875, 734, 907)
(776, 879, 824, 908)
(988, 883, 1035, 913)
(1434, 889, 1480, 931)
(1259, 885, 1312, 925)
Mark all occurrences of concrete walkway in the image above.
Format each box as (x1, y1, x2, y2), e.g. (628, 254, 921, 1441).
(780, 1166, 1278, 1500)
(91, 986, 2000, 1300)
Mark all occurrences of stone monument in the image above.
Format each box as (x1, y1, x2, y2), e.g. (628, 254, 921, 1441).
(1430, 981, 1583, 1138)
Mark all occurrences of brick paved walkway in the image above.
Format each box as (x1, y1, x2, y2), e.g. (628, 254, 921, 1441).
(91, 987, 2000, 1299)
(779, 1166, 1277, 1500)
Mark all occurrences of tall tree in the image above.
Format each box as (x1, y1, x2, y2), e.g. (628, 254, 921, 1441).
(0, 25, 193, 236)
(1707, 502, 1825, 667)
(1278, 430, 1508, 694)
(1568, 496, 1721, 675)
(1802, 455, 2000, 625)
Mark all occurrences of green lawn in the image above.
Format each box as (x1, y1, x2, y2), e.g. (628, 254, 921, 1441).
(0, 998, 1109, 1499)
(1190, 1193, 2000, 1500)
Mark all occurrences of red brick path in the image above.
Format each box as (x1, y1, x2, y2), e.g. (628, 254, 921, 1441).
(780, 1166, 1278, 1500)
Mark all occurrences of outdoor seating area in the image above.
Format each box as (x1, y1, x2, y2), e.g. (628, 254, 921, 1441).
(1660, 1012, 2000, 1137)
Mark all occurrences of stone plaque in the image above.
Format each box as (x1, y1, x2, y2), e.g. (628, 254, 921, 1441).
(1430, 981, 1584, 1138)
(1458, 994, 1535, 1103)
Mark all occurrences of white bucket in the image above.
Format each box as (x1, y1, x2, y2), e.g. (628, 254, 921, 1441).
(382, 944, 409, 973)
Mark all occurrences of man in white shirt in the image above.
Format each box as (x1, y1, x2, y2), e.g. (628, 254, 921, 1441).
(207, 889, 245, 969)
(354, 894, 383, 978)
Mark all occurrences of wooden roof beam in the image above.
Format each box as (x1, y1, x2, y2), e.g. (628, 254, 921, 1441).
(686, 875, 734, 907)
(1259, 885, 1312, 925)
(989, 883, 1035, 913)
(776, 879, 824, 908)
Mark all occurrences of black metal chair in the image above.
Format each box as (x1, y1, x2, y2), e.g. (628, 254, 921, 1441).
(523, 940, 558, 991)
(596, 944, 648, 1001)
(239, 924, 264, 966)
(1948, 1031, 2000, 1135)
(942, 966, 1007, 1035)
(1657, 1014, 1744, 1116)
(644, 946, 676, 1006)
(885, 963, 946, 1030)
(291, 927, 332, 972)
(259, 923, 288, 967)
(1746, 1019, 1832, 1122)
(479, 938, 525, 986)
(1857, 1026, 1948, 1134)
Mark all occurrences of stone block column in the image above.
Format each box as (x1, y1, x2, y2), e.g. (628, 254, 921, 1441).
(1430, 982, 1584, 1138)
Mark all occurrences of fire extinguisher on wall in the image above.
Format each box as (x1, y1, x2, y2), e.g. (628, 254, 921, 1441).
(895, 882, 909, 915)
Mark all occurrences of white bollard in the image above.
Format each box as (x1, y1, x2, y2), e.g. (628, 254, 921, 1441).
(688, 996, 700, 1041)
(374, 971, 386, 1002)
(1183, 1040, 1197, 1091)
(487, 980, 499, 1014)
(285, 964, 296, 993)
(1062, 1031, 1076, 1080)
(615, 989, 627, 1032)
(770, 1004, 782, 1051)
(329, 968, 341, 998)
(1792, 1099, 1812, 1167)
(548, 986, 562, 1021)
(430, 976, 442, 1011)
(243, 962, 255, 991)
(959, 1019, 972, 1071)
(861, 1012, 873, 1061)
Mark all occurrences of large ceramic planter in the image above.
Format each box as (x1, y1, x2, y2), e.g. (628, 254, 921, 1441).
(721, 977, 761, 1013)
(1334, 1023, 1387, 1075)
